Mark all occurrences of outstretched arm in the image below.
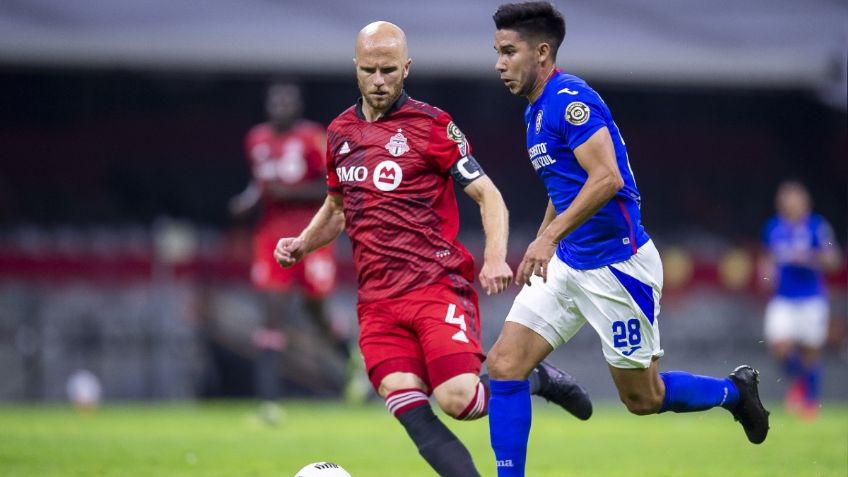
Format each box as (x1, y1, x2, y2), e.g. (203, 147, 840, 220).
(229, 181, 262, 217)
(464, 175, 513, 295)
(516, 127, 624, 285)
(274, 194, 345, 267)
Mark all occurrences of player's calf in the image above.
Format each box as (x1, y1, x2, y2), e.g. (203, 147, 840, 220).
(377, 361, 483, 477)
(489, 341, 593, 420)
(384, 387, 482, 477)
(618, 389, 664, 415)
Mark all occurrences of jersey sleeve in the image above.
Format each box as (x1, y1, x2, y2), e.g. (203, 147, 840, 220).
(426, 112, 474, 174)
(557, 86, 608, 151)
(305, 127, 328, 179)
(761, 218, 777, 248)
(812, 215, 836, 250)
(325, 128, 341, 195)
(243, 127, 258, 172)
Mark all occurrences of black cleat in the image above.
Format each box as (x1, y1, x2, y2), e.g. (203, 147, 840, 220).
(728, 365, 770, 444)
(534, 361, 593, 420)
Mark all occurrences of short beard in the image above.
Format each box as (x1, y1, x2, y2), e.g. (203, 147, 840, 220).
(363, 85, 403, 113)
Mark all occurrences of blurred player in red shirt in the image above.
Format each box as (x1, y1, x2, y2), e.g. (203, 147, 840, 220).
(274, 22, 590, 476)
(230, 81, 339, 421)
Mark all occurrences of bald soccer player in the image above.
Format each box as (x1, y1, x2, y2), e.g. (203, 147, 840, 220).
(275, 22, 591, 476)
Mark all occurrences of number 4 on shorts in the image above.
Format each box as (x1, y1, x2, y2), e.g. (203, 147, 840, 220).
(445, 303, 469, 343)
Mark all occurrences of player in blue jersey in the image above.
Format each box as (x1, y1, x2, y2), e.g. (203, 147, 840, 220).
(761, 181, 841, 420)
(486, 3, 770, 474)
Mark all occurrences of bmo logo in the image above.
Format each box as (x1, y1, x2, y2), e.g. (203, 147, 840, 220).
(373, 160, 403, 192)
(336, 166, 367, 182)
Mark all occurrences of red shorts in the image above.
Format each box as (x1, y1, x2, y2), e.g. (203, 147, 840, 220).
(251, 231, 336, 298)
(358, 278, 484, 393)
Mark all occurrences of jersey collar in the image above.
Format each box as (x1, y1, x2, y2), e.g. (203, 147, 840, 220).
(530, 68, 561, 105)
(355, 90, 409, 121)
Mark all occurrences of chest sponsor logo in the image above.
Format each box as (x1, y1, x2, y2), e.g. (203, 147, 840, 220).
(373, 160, 403, 191)
(565, 101, 590, 126)
(528, 142, 556, 171)
(385, 129, 410, 157)
(535, 110, 544, 133)
(336, 165, 368, 182)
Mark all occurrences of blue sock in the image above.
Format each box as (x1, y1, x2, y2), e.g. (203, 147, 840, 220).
(489, 380, 531, 477)
(782, 353, 802, 378)
(659, 371, 740, 413)
(803, 362, 822, 403)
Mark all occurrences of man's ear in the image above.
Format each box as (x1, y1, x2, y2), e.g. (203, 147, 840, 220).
(403, 58, 412, 79)
(537, 42, 551, 63)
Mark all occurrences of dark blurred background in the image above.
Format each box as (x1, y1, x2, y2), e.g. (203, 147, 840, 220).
(0, 0, 845, 403)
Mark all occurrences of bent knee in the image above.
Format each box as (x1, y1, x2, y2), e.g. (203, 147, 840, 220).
(620, 393, 663, 416)
(434, 382, 477, 419)
(487, 347, 534, 380)
(378, 372, 427, 399)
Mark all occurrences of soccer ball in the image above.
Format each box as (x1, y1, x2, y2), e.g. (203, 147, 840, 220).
(294, 462, 352, 477)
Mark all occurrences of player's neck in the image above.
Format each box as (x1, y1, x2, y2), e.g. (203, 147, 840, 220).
(361, 102, 388, 122)
(527, 65, 557, 103)
(270, 119, 295, 133)
(783, 212, 810, 224)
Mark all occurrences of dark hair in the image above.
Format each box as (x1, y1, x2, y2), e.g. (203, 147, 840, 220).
(493, 2, 565, 59)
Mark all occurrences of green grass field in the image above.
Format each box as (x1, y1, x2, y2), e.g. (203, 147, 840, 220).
(0, 401, 845, 477)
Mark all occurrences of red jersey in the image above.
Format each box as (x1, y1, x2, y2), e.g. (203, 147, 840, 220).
(326, 93, 476, 303)
(245, 120, 326, 232)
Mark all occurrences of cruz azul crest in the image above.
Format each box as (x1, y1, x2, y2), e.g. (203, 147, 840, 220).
(385, 129, 410, 157)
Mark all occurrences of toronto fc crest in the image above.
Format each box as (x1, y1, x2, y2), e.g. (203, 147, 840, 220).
(385, 129, 410, 157)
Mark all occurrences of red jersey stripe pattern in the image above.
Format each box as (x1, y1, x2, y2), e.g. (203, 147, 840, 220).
(326, 94, 476, 303)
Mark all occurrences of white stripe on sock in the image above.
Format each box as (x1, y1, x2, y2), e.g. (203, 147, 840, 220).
(386, 391, 428, 414)
(462, 382, 486, 420)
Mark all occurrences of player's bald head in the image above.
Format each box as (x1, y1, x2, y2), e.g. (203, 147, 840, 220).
(353, 21, 412, 119)
(356, 21, 408, 60)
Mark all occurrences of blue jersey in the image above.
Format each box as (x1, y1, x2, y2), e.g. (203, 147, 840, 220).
(763, 214, 834, 298)
(525, 71, 649, 269)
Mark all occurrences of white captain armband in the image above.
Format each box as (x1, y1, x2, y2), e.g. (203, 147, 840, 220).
(450, 155, 485, 187)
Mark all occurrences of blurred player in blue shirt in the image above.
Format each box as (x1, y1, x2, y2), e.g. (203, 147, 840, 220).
(761, 181, 841, 419)
(486, 3, 770, 475)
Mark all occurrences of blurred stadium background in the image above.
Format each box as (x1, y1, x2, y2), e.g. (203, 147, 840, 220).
(0, 0, 846, 434)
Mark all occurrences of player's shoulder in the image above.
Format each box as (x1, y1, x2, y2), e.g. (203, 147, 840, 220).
(808, 213, 834, 235)
(402, 97, 452, 122)
(246, 122, 272, 139)
(808, 213, 828, 226)
(764, 215, 782, 230)
(244, 123, 275, 147)
(327, 105, 359, 131)
(293, 119, 326, 134)
(762, 215, 786, 240)
(546, 72, 603, 107)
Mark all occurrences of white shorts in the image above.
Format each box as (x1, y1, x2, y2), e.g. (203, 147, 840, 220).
(506, 240, 664, 369)
(764, 296, 829, 347)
